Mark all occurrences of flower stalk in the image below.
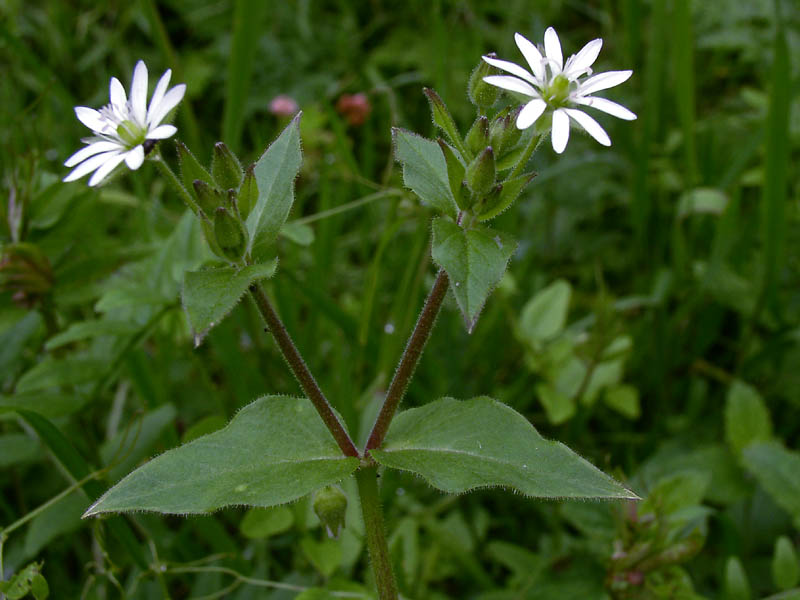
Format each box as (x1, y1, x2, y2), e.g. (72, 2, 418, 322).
(356, 467, 398, 600)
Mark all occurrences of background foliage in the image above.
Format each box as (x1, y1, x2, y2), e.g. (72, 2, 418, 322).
(1, 0, 799, 598)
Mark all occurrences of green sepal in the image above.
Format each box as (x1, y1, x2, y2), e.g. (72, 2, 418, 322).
(477, 172, 536, 221)
(212, 142, 243, 191)
(466, 146, 496, 196)
(200, 217, 227, 260)
(176, 141, 214, 200)
(238, 164, 258, 221)
(214, 207, 248, 262)
(193, 179, 225, 218)
(437, 139, 467, 211)
(424, 88, 469, 158)
(468, 53, 501, 109)
(465, 116, 490, 156)
(489, 107, 522, 156)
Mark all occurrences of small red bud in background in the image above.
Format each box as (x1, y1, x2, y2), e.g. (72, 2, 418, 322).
(336, 93, 371, 126)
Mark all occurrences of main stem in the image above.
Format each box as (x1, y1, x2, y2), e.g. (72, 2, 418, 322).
(365, 269, 449, 451)
(356, 467, 398, 600)
(249, 283, 359, 457)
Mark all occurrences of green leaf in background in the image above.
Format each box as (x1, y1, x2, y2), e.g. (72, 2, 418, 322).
(392, 127, 458, 217)
(724, 380, 772, 456)
(431, 218, 516, 330)
(44, 318, 140, 350)
(370, 397, 636, 499)
(240, 505, 294, 539)
(0, 392, 88, 419)
(0, 433, 40, 467)
(724, 556, 751, 600)
(772, 536, 800, 590)
(518, 279, 572, 344)
(85, 396, 359, 516)
(245, 114, 303, 259)
(742, 441, 800, 526)
(15, 357, 109, 393)
(182, 260, 277, 344)
(0, 562, 48, 600)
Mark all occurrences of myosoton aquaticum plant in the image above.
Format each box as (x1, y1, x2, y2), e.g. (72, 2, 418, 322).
(54, 27, 639, 600)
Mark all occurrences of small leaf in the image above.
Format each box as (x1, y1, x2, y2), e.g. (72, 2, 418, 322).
(518, 279, 572, 344)
(724, 556, 751, 600)
(724, 380, 772, 456)
(742, 441, 800, 524)
(281, 221, 315, 246)
(424, 88, 468, 157)
(431, 218, 516, 328)
(773, 536, 800, 590)
(604, 384, 641, 420)
(301, 536, 342, 577)
(182, 261, 277, 344)
(392, 128, 457, 217)
(44, 319, 139, 350)
(477, 172, 535, 222)
(84, 396, 359, 516)
(240, 506, 294, 539)
(246, 114, 303, 258)
(176, 141, 213, 200)
(370, 397, 636, 499)
(535, 383, 576, 425)
(16, 357, 109, 393)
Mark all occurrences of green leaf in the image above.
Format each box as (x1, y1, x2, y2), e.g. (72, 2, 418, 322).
(16, 357, 109, 393)
(84, 396, 359, 516)
(245, 114, 303, 258)
(724, 380, 772, 456)
(392, 127, 457, 217)
(724, 556, 751, 600)
(370, 397, 636, 499)
(437, 139, 467, 210)
(44, 319, 139, 350)
(240, 505, 294, 539)
(431, 218, 516, 329)
(742, 441, 800, 524)
(535, 382, 576, 425)
(604, 384, 641, 420)
(519, 279, 571, 344)
(301, 536, 342, 577)
(24, 491, 88, 558)
(0, 562, 44, 600)
(773, 536, 800, 590)
(0, 433, 40, 467)
(182, 261, 277, 344)
(0, 392, 88, 419)
(477, 172, 535, 222)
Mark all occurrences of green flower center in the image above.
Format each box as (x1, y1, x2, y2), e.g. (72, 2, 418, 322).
(544, 74, 571, 107)
(116, 120, 146, 147)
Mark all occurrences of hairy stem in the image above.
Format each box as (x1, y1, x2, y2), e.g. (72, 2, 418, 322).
(248, 283, 359, 457)
(509, 133, 542, 179)
(365, 269, 449, 451)
(356, 467, 398, 600)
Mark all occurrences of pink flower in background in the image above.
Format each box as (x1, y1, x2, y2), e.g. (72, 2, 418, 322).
(269, 95, 299, 117)
(336, 93, 371, 126)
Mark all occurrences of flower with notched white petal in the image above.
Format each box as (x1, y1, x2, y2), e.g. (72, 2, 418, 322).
(64, 61, 186, 186)
(482, 27, 636, 154)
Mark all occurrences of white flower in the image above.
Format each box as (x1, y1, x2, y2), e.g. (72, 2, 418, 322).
(482, 28, 636, 154)
(64, 60, 186, 186)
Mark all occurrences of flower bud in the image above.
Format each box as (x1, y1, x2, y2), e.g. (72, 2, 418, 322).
(489, 107, 523, 156)
(237, 164, 258, 221)
(724, 556, 751, 600)
(212, 142, 243, 191)
(193, 180, 225, 219)
(465, 116, 490, 156)
(468, 53, 501, 109)
(313, 485, 347, 538)
(466, 146, 496, 196)
(176, 141, 213, 201)
(773, 536, 799, 590)
(213, 207, 248, 262)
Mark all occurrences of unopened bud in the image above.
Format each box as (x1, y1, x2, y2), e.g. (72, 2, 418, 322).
(468, 53, 501, 109)
(466, 146, 496, 196)
(193, 180, 225, 218)
(176, 141, 213, 202)
(773, 537, 799, 590)
(313, 485, 347, 538)
(0, 243, 53, 306)
(213, 207, 248, 261)
(212, 142, 243, 191)
(489, 107, 523, 155)
(238, 164, 258, 221)
(465, 116, 490, 156)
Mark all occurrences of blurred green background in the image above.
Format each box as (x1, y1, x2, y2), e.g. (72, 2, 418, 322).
(1, 0, 799, 598)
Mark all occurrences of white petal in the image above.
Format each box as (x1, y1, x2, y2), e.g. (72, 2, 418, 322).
(74, 106, 105, 132)
(88, 153, 128, 186)
(575, 96, 637, 120)
(516, 99, 547, 129)
(482, 75, 538, 97)
(147, 69, 172, 123)
(551, 109, 570, 154)
(514, 32, 546, 82)
(63, 150, 121, 182)
(482, 55, 539, 87)
(564, 108, 611, 146)
(147, 124, 177, 139)
(64, 141, 121, 167)
(563, 38, 602, 80)
(544, 27, 563, 71)
(147, 84, 186, 127)
(129, 60, 149, 125)
(579, 70, 633, 95)
(124, 145, 145, 170)
(109, 77, 127, 109)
